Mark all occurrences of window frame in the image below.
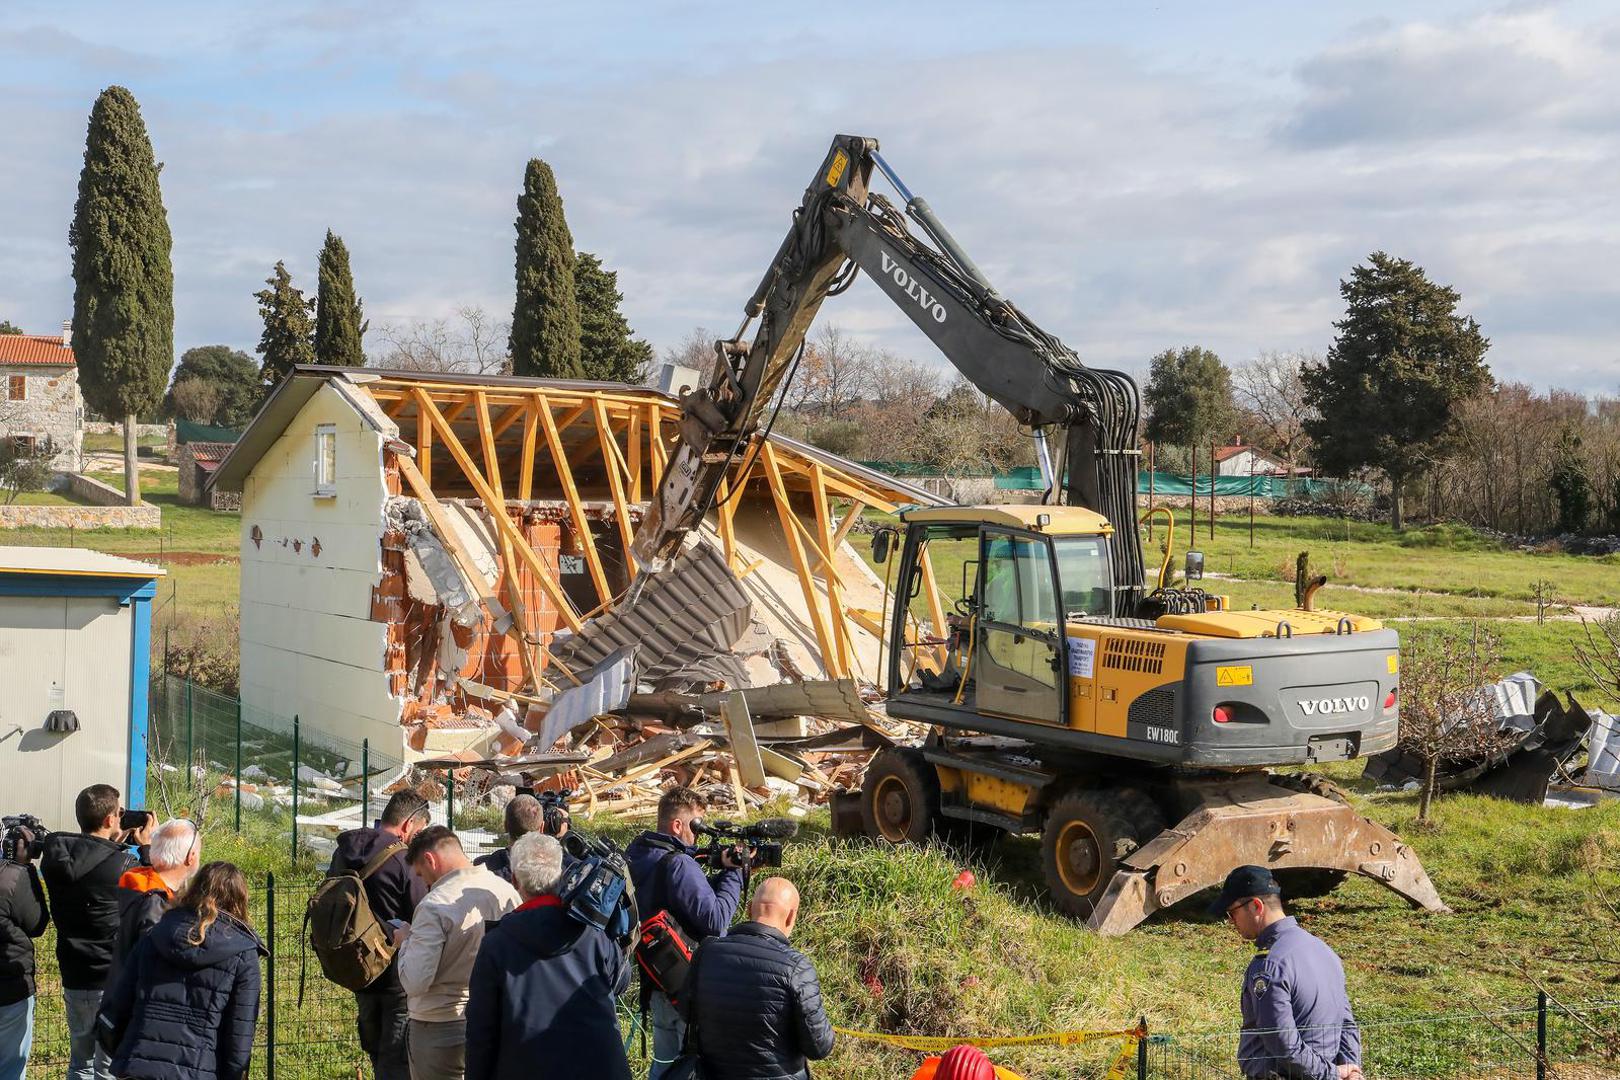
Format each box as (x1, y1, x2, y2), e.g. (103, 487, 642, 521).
(313, 423, 338, 497)
(6, 375, 25, 402)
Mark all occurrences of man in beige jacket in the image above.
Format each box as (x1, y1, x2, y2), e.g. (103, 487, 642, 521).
(394, 826, 520, 1080)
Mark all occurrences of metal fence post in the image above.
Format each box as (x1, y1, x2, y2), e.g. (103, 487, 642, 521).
(291, 716, 300, 865)
(234, 698, 243, 834)
(362, 738, 370, 827)
(185, 678, 195, 774)
(447, 769, 455, 830)
(1537, 989, 1547, 1080)
(1137, 1015, 1148, 1080)
(265, 870, 276, 1080)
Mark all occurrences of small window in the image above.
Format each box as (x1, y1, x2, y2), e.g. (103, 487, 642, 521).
(7, 376, 25, 402)
(314, 424, 337, 496)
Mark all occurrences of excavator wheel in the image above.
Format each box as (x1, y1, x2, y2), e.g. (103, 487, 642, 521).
(1267, 773, 1350, 901)
(1041, 788, 1164, 919)
(862, 748, 940, 845)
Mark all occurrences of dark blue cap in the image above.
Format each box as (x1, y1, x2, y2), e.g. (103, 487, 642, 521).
(1208, 864, 1281, 917)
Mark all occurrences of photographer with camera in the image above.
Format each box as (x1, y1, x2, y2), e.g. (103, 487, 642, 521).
(107, 819, 201, 993)
(473, 792, 573, 885)
(41, 784, 140, 1080)
(0, 816, 50, 1080)
(626, 787, 748, 1080)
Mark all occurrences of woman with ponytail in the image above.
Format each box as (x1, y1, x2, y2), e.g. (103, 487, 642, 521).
(96, 862, 264, 1080)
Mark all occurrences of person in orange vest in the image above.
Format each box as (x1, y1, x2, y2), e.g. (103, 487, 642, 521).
(106, 820, 201, 992)
(910, 1044, 1025, 1080)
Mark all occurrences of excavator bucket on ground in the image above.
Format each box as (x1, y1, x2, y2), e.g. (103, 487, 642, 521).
(1086, 775, 1449, 936)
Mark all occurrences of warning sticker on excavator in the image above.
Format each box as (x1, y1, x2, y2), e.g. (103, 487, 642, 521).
(1069, 638, 1095, 678)
(1216, 665, 1253, 687)
(826, 149, 849, 187)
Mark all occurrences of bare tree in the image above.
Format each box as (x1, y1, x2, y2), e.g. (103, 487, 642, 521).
(373, 306, 510, 375)
(659, 326, 720, 384)
(1575, 613, 1620, 706)
(1233, 350, 1314, 469)
(784, 325, 878, 419)
(1399, 625, 1517, 823)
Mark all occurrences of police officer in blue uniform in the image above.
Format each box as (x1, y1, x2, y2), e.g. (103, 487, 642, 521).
(1212, 865, 1364, 1080)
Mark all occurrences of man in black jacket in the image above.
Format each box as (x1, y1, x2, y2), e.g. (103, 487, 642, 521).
(326, 791, 429, 1080)
(0, 824, 50, 1080)
(688, 877, 834, 1080)
(40, 784, 138, 1080)
(472, 795, 546, 883)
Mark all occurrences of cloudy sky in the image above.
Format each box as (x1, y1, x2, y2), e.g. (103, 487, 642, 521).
(2, 1, 1617, 394)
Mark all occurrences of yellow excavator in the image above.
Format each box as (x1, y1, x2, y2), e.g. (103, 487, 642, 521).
(628, 135, 1447, 933)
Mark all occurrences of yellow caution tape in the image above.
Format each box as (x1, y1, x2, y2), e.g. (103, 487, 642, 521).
(1103, 1035, 1139, 1080)
(833, 1025, 1144, 1053)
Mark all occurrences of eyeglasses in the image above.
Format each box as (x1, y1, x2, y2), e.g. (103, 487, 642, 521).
(1225, 899, 1254, 922)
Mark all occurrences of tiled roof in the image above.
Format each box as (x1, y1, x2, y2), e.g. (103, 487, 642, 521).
(1214, 444, 1278, 464)
(185, 441, 236, 465)
(0, 334, 75, 367)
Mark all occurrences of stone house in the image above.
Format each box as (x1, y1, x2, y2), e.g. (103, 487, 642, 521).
(0, 323, 84, 471)
(177, 441, 238, 509)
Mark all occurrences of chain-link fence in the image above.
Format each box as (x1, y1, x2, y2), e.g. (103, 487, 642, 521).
(1141, 997, 1620, 1079)
(147, 675, 502, 863)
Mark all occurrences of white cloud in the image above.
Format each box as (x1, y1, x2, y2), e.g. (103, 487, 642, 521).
(0, 4, 1616, 396)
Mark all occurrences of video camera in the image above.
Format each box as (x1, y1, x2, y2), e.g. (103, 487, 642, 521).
(2, 814, 49, 863)
(693, 817, 799, 871)
(520, 789, 638, 950)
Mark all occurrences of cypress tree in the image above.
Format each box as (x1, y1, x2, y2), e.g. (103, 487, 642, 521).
(575, 251, 654, 383)
(509, 159, 582, 378)
(314, 229, 367, 366)
(68, 85, 173, 506)
(254, 261, 317, 384)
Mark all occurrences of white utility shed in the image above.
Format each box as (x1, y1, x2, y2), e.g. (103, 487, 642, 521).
(0, 548, 162, 831)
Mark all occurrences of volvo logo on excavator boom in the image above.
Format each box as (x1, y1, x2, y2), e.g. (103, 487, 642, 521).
(879, 251, 948, 324)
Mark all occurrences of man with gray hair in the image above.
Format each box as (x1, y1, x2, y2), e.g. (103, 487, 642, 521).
(464, 833, 632, 1080)
(107, 819, 199, 990)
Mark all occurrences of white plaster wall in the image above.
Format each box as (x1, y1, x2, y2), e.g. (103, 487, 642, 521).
(237, 384, 403, 758)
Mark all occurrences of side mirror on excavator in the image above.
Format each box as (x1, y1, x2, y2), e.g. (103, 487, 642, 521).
(872, 528, 893, 564)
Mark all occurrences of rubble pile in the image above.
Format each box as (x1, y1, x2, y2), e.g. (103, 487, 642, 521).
(1366, 671, 1620, 805)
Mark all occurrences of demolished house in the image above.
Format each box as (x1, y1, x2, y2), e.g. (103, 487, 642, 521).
(1365, 671, 1618, 804)
(209, 366, 948, 819)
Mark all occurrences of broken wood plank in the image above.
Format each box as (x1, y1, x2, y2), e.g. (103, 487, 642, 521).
(722, 691, 767, 789)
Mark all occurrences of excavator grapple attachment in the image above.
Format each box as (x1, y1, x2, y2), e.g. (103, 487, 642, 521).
(1086, 776, 1448, 936)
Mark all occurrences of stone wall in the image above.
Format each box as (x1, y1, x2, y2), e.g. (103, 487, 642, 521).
(0, 365, 84, 471)
(0, 504, 161, 529)
(84, 420, 169, 438)
(66, 472, 129, 506)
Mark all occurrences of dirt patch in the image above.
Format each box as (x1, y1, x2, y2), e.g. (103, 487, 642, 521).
(126, 551, 239, 566)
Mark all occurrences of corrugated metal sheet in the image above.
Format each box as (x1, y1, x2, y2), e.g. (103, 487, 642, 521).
(546, 541, 752, 686)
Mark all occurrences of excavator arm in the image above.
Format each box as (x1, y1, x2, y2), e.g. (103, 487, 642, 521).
(631, 134, 1145, 615)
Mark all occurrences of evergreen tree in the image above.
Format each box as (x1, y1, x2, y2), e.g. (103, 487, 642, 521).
(0, 319, 21, 335)
(68, 85, 173, 506)
(254, 261, 316, 384)
(1303, 252, 1491, 530)
(509, 159, 582, 378)
(1549, 427, 1592, 534)
(575, 251, 653, 383)
(314, 229, 367, 366)
(1142, 345, 1237, 473)
(165, 345, 263, 426)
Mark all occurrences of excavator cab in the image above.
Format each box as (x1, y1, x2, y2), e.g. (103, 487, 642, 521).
(880, 504, 1116, 727)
